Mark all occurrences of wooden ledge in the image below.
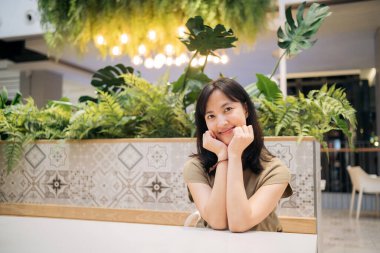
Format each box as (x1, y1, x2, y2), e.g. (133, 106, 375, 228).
(0, 203, 316, 234)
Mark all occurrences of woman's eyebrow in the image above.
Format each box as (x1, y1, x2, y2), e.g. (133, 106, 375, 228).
(205, 102, 233, 114)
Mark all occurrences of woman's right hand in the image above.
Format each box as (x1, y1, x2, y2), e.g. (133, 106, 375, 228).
(202, 130, 228, 159)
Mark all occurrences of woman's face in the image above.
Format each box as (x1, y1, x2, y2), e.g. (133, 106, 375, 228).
(204, 89, 248, 145)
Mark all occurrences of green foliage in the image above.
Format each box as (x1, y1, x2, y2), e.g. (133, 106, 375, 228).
(251, 78, 357, 148)
(0, 97, 73, 173)
(180, 16, 238, 56)
(66, 92, 136, 139)
(66, 74, 192, 139)
(0, 87, 22, 109)
(172, 16, 237, 110)
(269, 2, 331, 78)
(37, 0, 273, 56)
(79, 64, 135, 103)
(278, 2, 331, 57)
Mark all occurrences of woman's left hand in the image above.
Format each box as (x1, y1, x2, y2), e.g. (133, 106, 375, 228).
(228, 125, 254, 157)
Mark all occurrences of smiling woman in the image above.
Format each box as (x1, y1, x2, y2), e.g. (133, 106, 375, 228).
(183, 78, 293, 232)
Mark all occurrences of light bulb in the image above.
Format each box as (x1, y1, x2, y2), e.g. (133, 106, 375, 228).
(154, 54, 166, 69)
(190, 58, 198, 67)
(178, 26, 186, 37)
(120, 34, 129, 44)
(178, 53, 188, 64)
(166, 57, 174, 66)
(175, 57, 182, 66)
(198, 56, 206, 66)
(148, 30, 157, 41)
(138, 44, 147, 55)
(144, 58, 154, 69)
(111, 46, 121, 56)
(221, 54, 229, 64)
(132, 55, 143, 65)
(164, 44, 174, 56)
(96, 35, 105, 45)
(212, 56, 220, 64)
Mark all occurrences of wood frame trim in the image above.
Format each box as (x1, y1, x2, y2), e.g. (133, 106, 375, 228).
(0, 136, 316, 144)
(0, 203, 316, 234)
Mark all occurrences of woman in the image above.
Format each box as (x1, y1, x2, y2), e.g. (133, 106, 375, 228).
(183, 77, 293, 232)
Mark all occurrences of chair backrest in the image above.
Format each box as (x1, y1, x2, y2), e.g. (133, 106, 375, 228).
(347, 165, 368, 190)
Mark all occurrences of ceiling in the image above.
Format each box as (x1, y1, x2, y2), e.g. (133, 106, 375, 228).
(1, 0, 380, 98)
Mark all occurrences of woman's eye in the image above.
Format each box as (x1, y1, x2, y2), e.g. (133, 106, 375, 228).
(225, 107, 233, 112)
(206, 115, 214, 120)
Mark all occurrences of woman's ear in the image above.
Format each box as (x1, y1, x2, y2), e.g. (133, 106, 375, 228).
(244, 103, 249, 118)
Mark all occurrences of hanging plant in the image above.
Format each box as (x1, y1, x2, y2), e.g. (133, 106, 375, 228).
(37, 0, 275, 57)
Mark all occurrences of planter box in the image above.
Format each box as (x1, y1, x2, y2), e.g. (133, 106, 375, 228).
(0, 137, 321, 228)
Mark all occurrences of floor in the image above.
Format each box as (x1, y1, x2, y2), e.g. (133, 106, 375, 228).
(321, 209, 380, 253)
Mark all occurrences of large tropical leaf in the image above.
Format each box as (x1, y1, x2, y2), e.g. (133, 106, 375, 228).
(277, 2, 331, 56)
(180, 16, 238, 56)
(256, 74, 283, 101)
(79, 64, 134, 103)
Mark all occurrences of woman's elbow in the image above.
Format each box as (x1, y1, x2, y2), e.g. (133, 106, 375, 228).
(207, 218, 228, 230)
(228, 223, 250, 233)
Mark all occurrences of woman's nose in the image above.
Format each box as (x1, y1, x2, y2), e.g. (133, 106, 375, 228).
(217, 116, 227, 127)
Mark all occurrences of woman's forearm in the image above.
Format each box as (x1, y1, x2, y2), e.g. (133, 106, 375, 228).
(203, 162, 228, 229)
(226, 155, 254, 232)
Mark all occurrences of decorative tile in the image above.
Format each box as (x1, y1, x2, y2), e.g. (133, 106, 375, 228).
(147, 145, 168, 169)
(43, 170, 70, 199)
(25, 144, 46, 169)
(118, 144, 143, 170)
(140, 172, 172, 203)
(49, 146, 66, 167)
(267, 143, 293, 168)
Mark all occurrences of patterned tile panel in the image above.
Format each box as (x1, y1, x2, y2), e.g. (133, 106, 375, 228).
(0, 139, 319, 217)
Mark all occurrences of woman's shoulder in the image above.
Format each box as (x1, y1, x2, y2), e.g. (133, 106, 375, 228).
(259, 156, 291, 181)
(183, 156, 209, 184)
(183, 157, 203, 170)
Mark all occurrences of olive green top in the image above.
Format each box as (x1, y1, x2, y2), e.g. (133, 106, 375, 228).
(183, 156, 293, 232)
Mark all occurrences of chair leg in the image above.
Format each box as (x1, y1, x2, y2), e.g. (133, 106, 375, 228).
(349, 189, 355, 216)
(356, 190, 363, 219)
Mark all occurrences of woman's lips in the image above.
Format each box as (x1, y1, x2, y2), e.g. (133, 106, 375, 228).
(219, 127, 234, 135)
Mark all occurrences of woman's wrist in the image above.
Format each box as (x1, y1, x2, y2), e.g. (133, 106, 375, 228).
(217, 151, 228, 161)
(209, 159, 228, 173)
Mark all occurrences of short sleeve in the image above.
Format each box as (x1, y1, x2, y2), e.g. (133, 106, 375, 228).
(259, 157, 293, 198)
(183, 158, 209, 185)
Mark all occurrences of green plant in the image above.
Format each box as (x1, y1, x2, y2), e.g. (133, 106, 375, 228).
(172, 16, 237, 110)
(0, 97, 73, 173)
(66, 73, 192, 139)
(38, 0, 274, 57)
(256, 84, 357, 148)
(79, 64, 136, 103)
(0, 87, 22, 109)
(242, 2, 357, 147)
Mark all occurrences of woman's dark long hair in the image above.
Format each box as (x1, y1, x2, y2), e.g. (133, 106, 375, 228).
(193, 77, 271, 175)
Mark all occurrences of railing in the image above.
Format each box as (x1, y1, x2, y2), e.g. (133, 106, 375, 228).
(321, 141, 380, 192)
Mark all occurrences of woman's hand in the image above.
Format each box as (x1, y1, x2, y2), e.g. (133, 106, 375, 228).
(203, 130, 228, 159)
(228, 125, 254, 158)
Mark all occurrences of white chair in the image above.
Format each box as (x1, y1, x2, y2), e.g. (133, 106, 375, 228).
(184, 210, 201, 227)
(347, 166, 380, 219)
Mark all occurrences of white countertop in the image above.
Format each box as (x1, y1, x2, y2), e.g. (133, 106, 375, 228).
(0, 215, 317, 253)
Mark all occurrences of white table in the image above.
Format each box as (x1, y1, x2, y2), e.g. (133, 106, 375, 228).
(0, 215, 317, 253)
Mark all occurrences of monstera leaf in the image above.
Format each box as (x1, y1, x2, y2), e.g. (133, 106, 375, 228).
(277, 2, 331, 56)
(180, 16, 238, 56)
(79, 64, 134, 103)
